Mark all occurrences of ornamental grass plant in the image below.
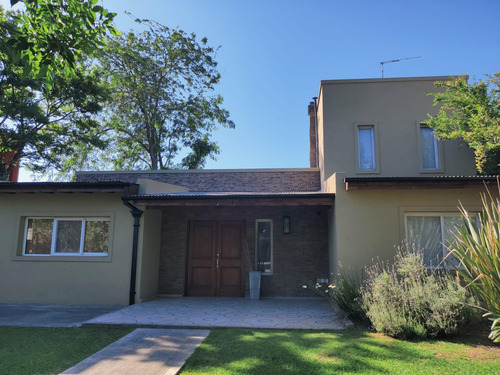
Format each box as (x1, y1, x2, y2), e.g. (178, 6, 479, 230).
(447, 188, 500, 343)
(309, 271, 368, 324)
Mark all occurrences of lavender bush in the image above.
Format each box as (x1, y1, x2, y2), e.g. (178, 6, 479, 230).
(361, 245, 478, 339)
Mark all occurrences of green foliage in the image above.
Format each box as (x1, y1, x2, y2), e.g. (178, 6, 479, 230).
(309, 271, 368, 324)
(91, 18, 234, 170)
(0, 8, 110, 180)
(447, 189, 500, 342)
(7, 0, 118, 87)
(362, 245, 478, 340)
(425, 73, 500, 175)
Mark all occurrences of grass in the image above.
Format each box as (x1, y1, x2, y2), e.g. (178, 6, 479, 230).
(1, 325, 498, 375)
(180, 327, 500, 375)
(0, 326, 132, 375)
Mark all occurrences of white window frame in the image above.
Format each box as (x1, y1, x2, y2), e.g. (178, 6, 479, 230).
(255, 219, 273, 275)
(354, 123, 380, 174)
(22, 217, 110, 257)
(416, 123, 444, 173)
(404, 212, 477, 269)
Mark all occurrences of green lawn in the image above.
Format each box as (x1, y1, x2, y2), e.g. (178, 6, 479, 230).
(1, 326, 498, 375)
(180, 328, 500, 375)
(0, 326, 132, 375)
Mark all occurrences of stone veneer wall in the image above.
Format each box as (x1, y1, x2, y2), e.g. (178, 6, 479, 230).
(159, 205, 329, 297)
(76, 169, 321, 192)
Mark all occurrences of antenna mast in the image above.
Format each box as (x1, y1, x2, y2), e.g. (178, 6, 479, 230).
(380, 56, 421, 78)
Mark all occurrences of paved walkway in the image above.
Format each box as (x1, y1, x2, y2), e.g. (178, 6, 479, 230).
(61, 328, 209, 375)
(0, 304, 120, 327)
(85, 297, 350, 330)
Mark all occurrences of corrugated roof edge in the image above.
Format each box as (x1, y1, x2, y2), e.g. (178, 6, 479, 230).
(345, 176, 500, 183)
(123, 191, 335, 200)
(0, 181, 132, 187)
(0, 181, 139, 194)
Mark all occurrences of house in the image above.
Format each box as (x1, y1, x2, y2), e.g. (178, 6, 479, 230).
(0, 76, 495, 305)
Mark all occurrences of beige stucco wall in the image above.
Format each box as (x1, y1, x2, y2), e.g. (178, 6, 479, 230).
(136, 207, 162, 302)
(327, 172, 487, 275)
(0, 193, 134, 305)
(317, 77, 477, 182)
(317, 86, 325, 178)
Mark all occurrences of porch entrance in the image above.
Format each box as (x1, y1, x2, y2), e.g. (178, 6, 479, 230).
(185, 220, 246, 297)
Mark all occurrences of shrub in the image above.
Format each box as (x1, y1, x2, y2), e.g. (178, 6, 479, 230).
(309, 271, 368, 324)
(448, 189, 500, 343)
(362, 245, 478, 340)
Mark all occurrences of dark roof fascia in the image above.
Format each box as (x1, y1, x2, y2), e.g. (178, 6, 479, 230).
(344, 176, 500, 190)
(123, 192, 335, 200)
(122, 192, 335, 207)
(0, 181, 139, 194)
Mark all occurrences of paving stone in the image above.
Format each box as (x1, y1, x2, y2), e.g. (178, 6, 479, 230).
(85, 297, 351, 330)
(61, 328, 209, 375)
(0, 304, 121, 327)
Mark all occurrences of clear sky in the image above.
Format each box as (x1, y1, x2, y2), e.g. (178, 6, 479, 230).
(3, 0, 499, 180)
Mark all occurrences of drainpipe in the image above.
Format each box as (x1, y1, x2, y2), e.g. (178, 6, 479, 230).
(122, 199, 143, 305)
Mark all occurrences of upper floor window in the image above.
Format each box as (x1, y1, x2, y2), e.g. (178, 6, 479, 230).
(358, 126, 375, 171)
(420, 126, 439, 169)
(355, 124, 379, 173)
(23, 217, 110, 256)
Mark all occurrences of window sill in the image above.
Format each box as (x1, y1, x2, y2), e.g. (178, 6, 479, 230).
(355, 169, 381, 175)
(419, 168, 445, 174)
(12, 255, 112, 263)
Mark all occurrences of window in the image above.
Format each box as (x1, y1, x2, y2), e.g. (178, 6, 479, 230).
(256, 219, 273, 274)
(420, 126, 439, 169)
(358, 126, 375, 171)
(23, 218, 110, 256)
(405, 213, 475, 268)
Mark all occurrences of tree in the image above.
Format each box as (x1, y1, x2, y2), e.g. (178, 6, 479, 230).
(0, 8, 110, 181)
(6, 0, 119, 87)
(425, 74, 500, 175)
(95, 18, 234, 170)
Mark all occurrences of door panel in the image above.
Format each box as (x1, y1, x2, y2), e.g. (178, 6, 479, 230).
(219, 222, 242, 259)
(186, 221, 217, 296)
(217, 221, 246, 297)
(186, 220, 245, 297)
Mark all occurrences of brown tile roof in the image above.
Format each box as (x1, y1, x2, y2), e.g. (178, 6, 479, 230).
(76, 168, 321, 193)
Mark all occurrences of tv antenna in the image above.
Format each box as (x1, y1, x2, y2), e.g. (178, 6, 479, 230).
(380, 56, 421, 78)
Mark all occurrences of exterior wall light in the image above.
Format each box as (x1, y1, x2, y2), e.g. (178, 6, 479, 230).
(283, 216, 290, 234)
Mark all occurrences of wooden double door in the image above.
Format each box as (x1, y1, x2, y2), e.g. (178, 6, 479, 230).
(185, 220, 246, 297)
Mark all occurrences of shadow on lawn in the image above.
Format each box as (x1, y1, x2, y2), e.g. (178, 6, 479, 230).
(178, 328, 433, 375)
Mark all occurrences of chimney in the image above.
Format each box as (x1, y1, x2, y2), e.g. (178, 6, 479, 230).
(3, 150, 19, 182)
(308, 100, 318, 168)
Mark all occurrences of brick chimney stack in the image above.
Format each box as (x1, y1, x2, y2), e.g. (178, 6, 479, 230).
(3, 150, 19, 182)
(308, 100, 318, 168)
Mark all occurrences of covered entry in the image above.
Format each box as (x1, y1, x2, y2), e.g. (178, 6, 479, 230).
(123, 190, 334, 298)
(186, 220, 246, 297)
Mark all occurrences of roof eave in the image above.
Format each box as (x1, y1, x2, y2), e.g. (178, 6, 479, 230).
(344, 176, 499, 190)
(0, 182, 139, 194)
(123, 192, 335, 207)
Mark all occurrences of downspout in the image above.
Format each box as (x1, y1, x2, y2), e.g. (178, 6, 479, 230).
(122, 198, 143, 305)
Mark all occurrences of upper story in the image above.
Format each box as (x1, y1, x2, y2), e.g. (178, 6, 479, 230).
(310, 76, 477, 184)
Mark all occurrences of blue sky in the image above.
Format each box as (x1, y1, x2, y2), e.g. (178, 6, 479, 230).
(3, 0, 499, 179)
